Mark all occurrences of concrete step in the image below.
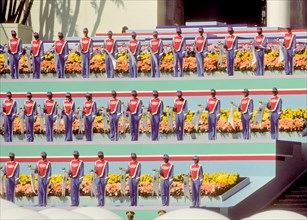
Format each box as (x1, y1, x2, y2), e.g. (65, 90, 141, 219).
(273, 203, 307, 208)
(284, 195, 307, 199)
(289, 191, 307, 195)
(277, 199, 307, 204)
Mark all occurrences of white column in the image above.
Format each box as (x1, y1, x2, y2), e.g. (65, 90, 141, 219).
(267, 0, 290, 27)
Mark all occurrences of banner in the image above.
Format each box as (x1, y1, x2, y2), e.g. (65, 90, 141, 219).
(251, 41, 257, 66)
(190, 105, 204, 130)
(103, 48, 117, 70)
(0, 168, 5, 198)
(217, 43, 224, 65)
(38, 105, 44, 132)
(120, 170, 126, 196)
(25, 47, 32, 70)
(253, 102, 267, 128)
(148, 44, 158, 74)
(19, 108, 25, 135)
(121, 102, 127, 130)
(101, 107, 108, 130)
(56, 105, 62, 133)
(228, 103, 238, 129)
(29, 169, 37, 194)
(77, 108, 83, 134)
(127, 43, 137, 67)
(183, 175, 191, 201)
(278, 40, 285, 64)
(62, 171, 68, 197)
(167, 106, 173, 130)
(142, 106, 148, 129)
(152, 169, 159, 196)
(90, 171, 97, 197)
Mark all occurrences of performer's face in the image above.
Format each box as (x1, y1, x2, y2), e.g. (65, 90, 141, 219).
(73, 154, 79, 159)
(243, 92, 248, 97)
(211, 92, 216, 97)
(108, 34, 112, 39)
(132, 35, 136, 40)
(86, 96, 91, 101)
(131, 156, 136, 161)
(47, 95, 52, 100)
(273, 91, 278, 96)
(163, 158, 169, 163)
(7, 95, 12, 99)
(153, 94, 158, 98)
(257, 31, 262, 35)
(199, 31, 203, 36)
(177, 94, 182, 99)
(83, 32, 88, 37)
(287, 28, 291, 33)
(12, 34, 16, 38)
(193, 159, 198, 164)
(9, 156, 14, 161)
(34, 35, 39, 40)
(132, 94, 137, 98)
(228, 30, 233, 35)
(176, 31, 181, 35)
(112, 94, 116, 99)
(27, 96, 32, 100)
(98, 154, 104, 160)
(58, 35, 63, 40)
(153, 34, 158, 39)
(41, 156, 46, 160)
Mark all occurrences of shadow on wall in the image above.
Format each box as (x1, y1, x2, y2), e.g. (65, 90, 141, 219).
(38, 0, 124, 40)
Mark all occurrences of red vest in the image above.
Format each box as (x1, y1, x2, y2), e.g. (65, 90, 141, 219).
(84, 100, 94, 116)
(174, 98, 186, 114)
(109, 99, 119, 114)
(55, 40, 67, 54)
(63, 100, 74, 115)
(150, 98, 161, 115)
(195, 36, 206, 52)
(37, 160, 50, 178)
(207, 97, 219, 114)
(31, 40, 43, 56)
(81, 37, 91, 53)
(160, 163, 173, 180)
(70, 159, 83, 178)
(129, 39, 139, 55)
(240, 97, 251, 114)
(95, 160, 108, 177)
(44, 99, 56, 115)
(9, 38, 20, 54)
(105, 39, 116, 53)
(24, 100, 36, 116)
(284, 33, 294, 50)
(255, 35, 265, 51)
(225, 35, 237, 50)
(190, 164, 201, 181)
(150, 39, 162, 54)
(128, 161, 140, 178)
(3, 99, 15, 115)
(173, 35, 184, 52)
(129, 98, 140, 114)
(5, 161, 18, 178)
(269, 96, 280, 112)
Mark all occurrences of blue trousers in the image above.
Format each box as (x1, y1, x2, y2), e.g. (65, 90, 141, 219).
(129, 114, 140, 141)
(105, 55, 115, 78)
(270, 112, 279, 139)
(226, 50, 236, 76)
(96, 177, 107, 206)
(6, 178, 16, 202)
(129, 178, 138, 206)
(175, 114, 185, 141)
(150, 54, 160, 78)
(255, 50, 265, 76)
(25, 115, 35, 142)
(56, 55, 65, 78)
(45, 115, 55, 142)
(32, 56, 41, 79)
(284, 49, 294, 75)
(241, 113, 251, 140)
(196, 52, 205, 77)
(150, 114, 160, 141)
(208, 114, 217, 140)
(191, 179, 201, 207)
(128, 55, 138, 78)
(174, 52, 183, 77)
(4, 115, 14, 142)
(70, 178, 81, 206)
(63, 114, 74, 141)
(109, 114, 119, 141)
(9, 54, 19, 79)
(160, 179, 171, 206)
(38, 177, 49, 207)
(81, 53, 90, 78)
(84, 115, 94, 141)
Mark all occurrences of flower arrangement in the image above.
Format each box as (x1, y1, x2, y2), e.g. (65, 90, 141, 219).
(0, 172, 240, 198)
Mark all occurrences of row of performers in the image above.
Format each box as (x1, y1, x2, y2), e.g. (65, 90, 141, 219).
(1, 26, 297, 79)
(1, 151, 203, 208)
(2, 87, 282, 142)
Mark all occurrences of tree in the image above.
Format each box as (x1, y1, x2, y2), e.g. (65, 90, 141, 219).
(0, 0, 34, 24)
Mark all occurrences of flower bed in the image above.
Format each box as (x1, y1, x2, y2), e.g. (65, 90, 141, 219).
(1, 172, 240, 198)
(0, 43, 306, 74)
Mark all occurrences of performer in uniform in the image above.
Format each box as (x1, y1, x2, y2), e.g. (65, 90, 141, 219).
(94, 151, 109, 206)
(43, 91, 57, 142)
(68, 151, 84, 206)
(149, 31, 164, 78)
(283, 27, 296, 75)
(83, 92, 97, 141)
(148, 90, 164, 141)
(31, 32, 44, 79)
(190, 155, 203, 208)
(62, 92, 75, 141)
(127, 90, 143, 141)
(128, 32, 141, 78)
(8, 30, 23, 79)
(254, 27, 267, 76)
(24, 92, 38, 142)
(173, 28, 186, 77)
(206, 89, 220, 140)
(238, 89, 254, 139)
(80, 28, 93, 78)
(173, 91, 188, 141)
(35, 152, 52, 207)
(104, 31, 118, 78)
(107, 90, 121, 141)
(224, 27, 238, 76)
(54, 32, 68, 78)
(126, 153, 141, 206)
(3, 91, 17, 142)
(266, 87, 282, 139)
(195, 28, 208, 77)
(159, 154, 174, 206)
(4, 152, 20, 202)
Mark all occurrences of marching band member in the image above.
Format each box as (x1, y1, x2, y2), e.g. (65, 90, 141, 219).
(238, 89, 254, 139)
(206, 89, 220, 140)
(69, 151, 84, 206)
(31, 32, 44, 79)
(80, 28, 93, 78)
(195, 28, 208, 77)
(127, 153, 141, 206)
(266, 87, 282, 139)
(159, 154, 174, 206)
(94, 151, 109, 206)
(224, 26, 238, 76)
(190, 155, 203, 208)
(24, 92, 38, 142)
(43, 91, 57, 142)
(104, 31, 118, 78)
(3, 91, 17, 142)
(149, 31, 164, 78)
(62, 92, 75, 141)
(83, 92, 97, 141)
(127, 90, 143, 141)
(107, 90, 121, 141)
(128, 32, 141, 78)
(8, 30, 23, 79)
(4, 152, 20, 202)
(173, 90, 188, 141)
(54, 32, 68, 78)
(148, 90, 164, 141)
(283, 27, 296, 75)
(172, 28, 186, 77)
(254, 27, 267, 76)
